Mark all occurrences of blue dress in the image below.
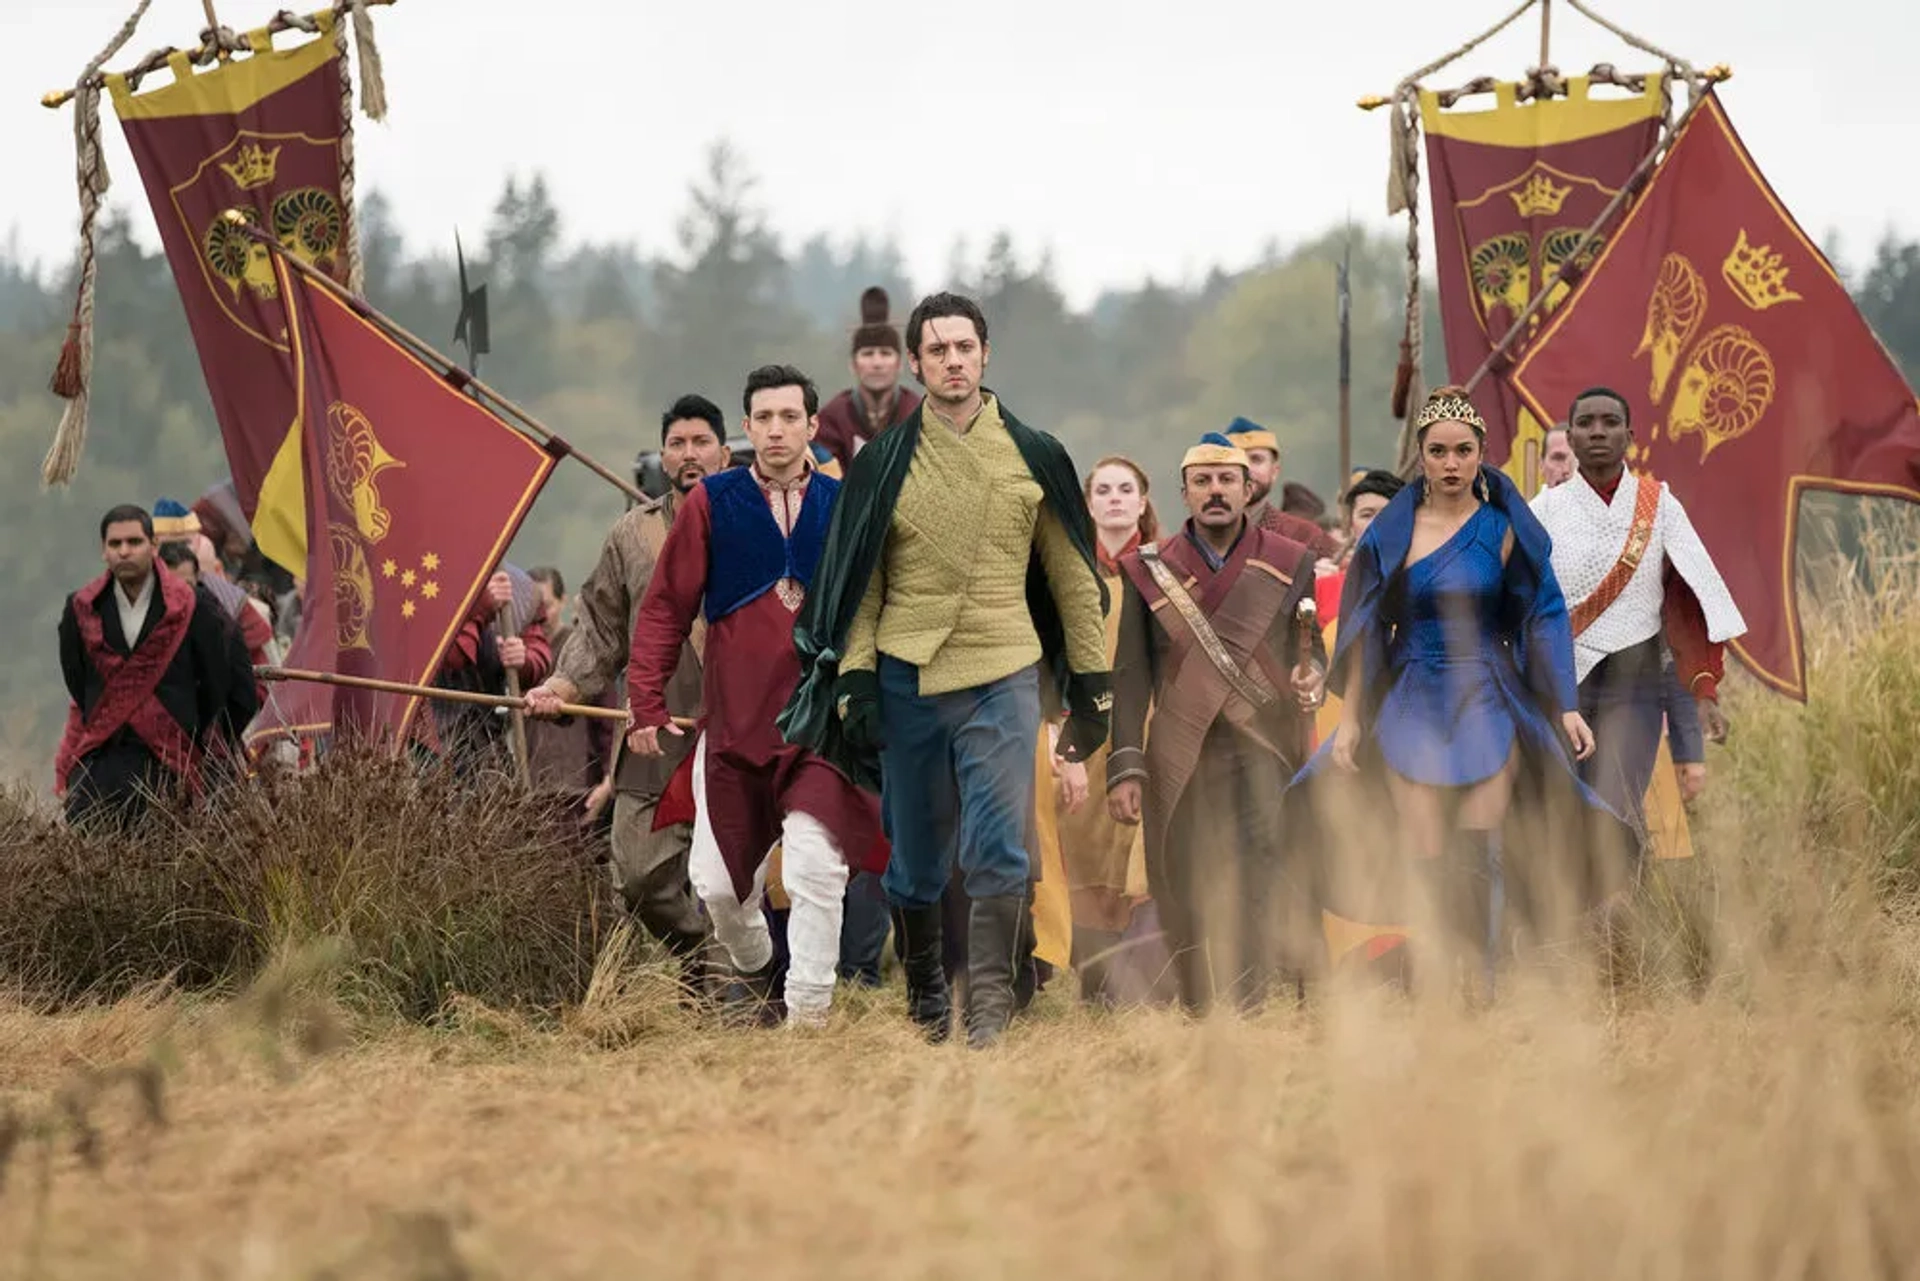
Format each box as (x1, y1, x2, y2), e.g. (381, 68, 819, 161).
(1285, 466, 1630, 927)
(1374, 502, 1525, 787)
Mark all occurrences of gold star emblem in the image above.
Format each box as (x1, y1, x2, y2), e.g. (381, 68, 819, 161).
(421, 552, 441, 572)
(381, 559, 398, 579)
(420, 581, 440, 600)
(401, 599, 416, 619)
(400, 569, 417, 588)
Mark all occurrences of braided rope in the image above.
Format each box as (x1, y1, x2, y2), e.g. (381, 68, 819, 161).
(1379, 0, 1538, 471)
(42, 0, 155, 487)
(347, 0, 387, 119)
(333, 14, 362, 294)
(1564, 0, 1697, 83)
(335, 0, 388, 294)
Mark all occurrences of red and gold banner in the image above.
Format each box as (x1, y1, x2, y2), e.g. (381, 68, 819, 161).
(1512, 94, 1920, 700)
(1424, 76, 1665, 488)
(108, 14, 350, 571)
(248, 258, 556, 749)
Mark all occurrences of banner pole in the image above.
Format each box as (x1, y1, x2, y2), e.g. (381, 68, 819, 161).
(227, 213, 647, 506)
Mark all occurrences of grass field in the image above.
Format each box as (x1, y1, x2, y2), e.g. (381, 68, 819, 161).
(3, 519, 1917, 1279)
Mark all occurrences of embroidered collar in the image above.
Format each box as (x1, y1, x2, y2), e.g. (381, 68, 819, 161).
(752, 458, 814, 494)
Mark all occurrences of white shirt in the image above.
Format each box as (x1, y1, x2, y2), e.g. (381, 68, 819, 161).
(1530, 472, 1745, 683)
(114, 572, 156, 650)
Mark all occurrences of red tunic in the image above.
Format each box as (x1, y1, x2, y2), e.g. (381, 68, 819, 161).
(813, 385, 922, 469)
(628, 478, 884, 900)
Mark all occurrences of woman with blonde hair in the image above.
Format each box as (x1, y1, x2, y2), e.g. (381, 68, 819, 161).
(1033, 456, 1165, 1005)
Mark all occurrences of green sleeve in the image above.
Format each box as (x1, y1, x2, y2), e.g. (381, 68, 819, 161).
(1036, 501, 1108, 676)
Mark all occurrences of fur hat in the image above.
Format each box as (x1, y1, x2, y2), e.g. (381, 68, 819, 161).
(851, 286, 901, 355)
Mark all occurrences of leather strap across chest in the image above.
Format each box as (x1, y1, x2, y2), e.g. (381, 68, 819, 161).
(1570, 474, 1661, 638)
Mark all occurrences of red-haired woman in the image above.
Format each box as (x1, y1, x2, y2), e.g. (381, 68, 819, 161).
(1035, 456, 1170, 1005)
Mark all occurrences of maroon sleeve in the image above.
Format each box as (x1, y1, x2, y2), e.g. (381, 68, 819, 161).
(629, 484, 711, 727)
(1661, 567, 1724, 701)
(1266, 507, 1341, 561)
(443, 618, 483, 671)
(519, 616, 554, 686)
(814, 396, 854, 469)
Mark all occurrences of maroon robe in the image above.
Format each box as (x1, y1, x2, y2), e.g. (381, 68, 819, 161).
(813, 384, 922, 470)
(628, 476, 885, 900)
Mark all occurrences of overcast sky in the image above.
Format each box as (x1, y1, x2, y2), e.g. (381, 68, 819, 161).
(2, 0, 1913, 307)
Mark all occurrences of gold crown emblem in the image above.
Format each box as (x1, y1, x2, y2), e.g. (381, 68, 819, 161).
(1721, 228, 1802, 312)
(1509, 171, 1571, 218)
(220, 142, 282, 191)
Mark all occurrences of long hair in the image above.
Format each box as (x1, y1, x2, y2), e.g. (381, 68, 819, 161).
(1084, 455, 1161, 543)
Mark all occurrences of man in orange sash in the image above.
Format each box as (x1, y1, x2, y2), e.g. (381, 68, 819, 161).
(57, 505, 257, 827)
(1107, 435, 1327, 1013)
(1529, 388, 1745, 830)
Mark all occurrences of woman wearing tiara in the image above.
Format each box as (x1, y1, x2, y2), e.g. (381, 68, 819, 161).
(1287, 387, 1630, 1000)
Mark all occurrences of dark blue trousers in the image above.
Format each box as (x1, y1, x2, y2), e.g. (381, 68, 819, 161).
(877, 658, 1041, 910)
(1577, 637, 1666, 835)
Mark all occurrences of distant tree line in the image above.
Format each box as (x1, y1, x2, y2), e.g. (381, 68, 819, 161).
(1, 139, 1915, 779)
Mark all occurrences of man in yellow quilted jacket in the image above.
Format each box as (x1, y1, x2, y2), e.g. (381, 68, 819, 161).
(780, 292, 1110, 1049)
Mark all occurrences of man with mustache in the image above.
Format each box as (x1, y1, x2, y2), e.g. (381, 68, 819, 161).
(1105, 434, 1327, 1014)
(1528, 386, 1744, 835)
(525, 395, 729, 972)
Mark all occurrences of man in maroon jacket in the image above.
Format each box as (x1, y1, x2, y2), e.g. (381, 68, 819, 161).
(813, 286, 922, 471)
(1225, 418, 1341, 562)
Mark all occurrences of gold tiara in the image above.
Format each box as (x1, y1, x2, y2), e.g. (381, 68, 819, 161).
(1414, 394, 1486, 433)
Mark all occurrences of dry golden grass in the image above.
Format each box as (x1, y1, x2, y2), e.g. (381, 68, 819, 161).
(2, 505, 1916, 1279)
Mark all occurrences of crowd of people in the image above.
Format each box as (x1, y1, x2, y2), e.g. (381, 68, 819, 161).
(55, 284, 1745, 1045)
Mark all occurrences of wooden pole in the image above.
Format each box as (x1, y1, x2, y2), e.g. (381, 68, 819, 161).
(1336, 235, 1353, 494)
(256, 665, 694, 728)
(224, 213, 647, 506)
(1538, 0, 1553, 68)
(494, 590, 533, 786)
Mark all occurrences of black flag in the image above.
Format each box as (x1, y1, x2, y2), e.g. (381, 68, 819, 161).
(452, 229, 490, 366)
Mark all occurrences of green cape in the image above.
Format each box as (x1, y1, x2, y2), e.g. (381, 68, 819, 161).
(778, 396, 1103, 790)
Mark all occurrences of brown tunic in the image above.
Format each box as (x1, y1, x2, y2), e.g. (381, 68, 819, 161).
(550, 492, 704, 799)
(1108, 519, 1326, 1000)
(1109, 521, 1322, 883)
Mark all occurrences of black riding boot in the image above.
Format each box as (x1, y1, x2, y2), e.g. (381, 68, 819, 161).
(892, 902, 952, 1043)
(964, 894, 1026, 1050)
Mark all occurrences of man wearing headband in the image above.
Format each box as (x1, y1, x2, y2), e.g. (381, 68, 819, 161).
(1106, 433, 1326, 1014)
(1224, 418, 1341, 562)
(1529, 387, 1745, 832)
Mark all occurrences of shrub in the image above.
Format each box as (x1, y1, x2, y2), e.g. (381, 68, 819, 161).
(0, 751, 617, 1016)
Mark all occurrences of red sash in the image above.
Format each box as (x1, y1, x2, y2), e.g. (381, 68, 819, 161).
(1569, 475, 1661, 638)
(55, 569, 201, 796)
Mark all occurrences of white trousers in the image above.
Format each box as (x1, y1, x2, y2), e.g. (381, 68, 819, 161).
(688, 734, 849, 1024)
